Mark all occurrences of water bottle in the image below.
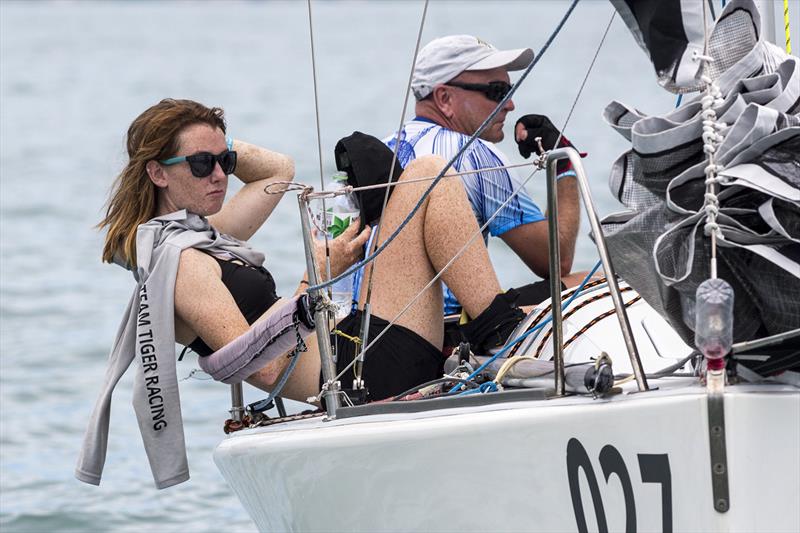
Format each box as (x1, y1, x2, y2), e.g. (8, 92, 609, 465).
(315, 171, 360, 319)
(695, 278, 734, 392)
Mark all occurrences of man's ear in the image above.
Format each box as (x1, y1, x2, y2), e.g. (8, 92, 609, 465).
(146, 160, 168, 188)
(431, 85, 455, 119)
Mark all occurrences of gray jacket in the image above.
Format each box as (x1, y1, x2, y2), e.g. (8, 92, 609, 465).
(76, 210, 265, 489)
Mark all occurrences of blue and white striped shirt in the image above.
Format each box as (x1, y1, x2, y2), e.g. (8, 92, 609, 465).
(382, 118, 547, 314)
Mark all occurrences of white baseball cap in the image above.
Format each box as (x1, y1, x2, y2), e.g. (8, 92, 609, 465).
(412, 35, 534, 100)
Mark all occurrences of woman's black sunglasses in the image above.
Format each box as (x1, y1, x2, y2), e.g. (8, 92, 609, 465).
(160, 149, 237, 178)
(444, 81, 513, 103)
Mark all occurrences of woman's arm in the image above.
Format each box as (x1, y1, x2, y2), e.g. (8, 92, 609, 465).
(174, 248, 293, 388)
(208, 139, 295, 241)
(173, 249, 251, 349)
(174, 248, 321, 400)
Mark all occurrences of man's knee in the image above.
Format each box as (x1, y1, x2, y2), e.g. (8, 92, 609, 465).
(402, 155, 446, 179)
(562, 270, 601, 288)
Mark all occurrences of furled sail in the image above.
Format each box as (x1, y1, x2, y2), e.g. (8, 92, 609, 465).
(610, 0, 711, 92)
(602, 0, 799, 364)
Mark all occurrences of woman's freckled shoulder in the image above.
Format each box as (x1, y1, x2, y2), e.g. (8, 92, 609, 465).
(177, 248, 222, 281)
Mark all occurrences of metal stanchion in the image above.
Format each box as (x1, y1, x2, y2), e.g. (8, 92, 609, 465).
(545, 148, 648, 393)
(297, 194, 342, 417)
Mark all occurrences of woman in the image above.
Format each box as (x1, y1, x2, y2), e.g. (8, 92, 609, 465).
(77, 98, 367, 490)
(102, 98, 368, 392)
(77, 98, 517, 490)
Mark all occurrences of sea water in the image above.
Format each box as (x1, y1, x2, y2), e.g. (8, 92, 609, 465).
(0, 1, 674, 530)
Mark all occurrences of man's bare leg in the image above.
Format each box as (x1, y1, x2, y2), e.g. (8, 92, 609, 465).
(361, 155, 501, 349)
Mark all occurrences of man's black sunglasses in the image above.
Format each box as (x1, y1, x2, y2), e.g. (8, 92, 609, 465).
(444, 81, 513, 103)
(160, 149, 237, 178)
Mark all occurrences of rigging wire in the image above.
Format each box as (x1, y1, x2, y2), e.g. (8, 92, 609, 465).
(306, 0, 325, 191)
(306, 0, 581, 293)
(557, 10, 616, 143)
(305, 0, 342, 367)
(329, 162, 549, 386)
(355, 0, 430, 387)
(305, 0, 335, 298)
(294, 161, 539, 198)
(363, 0, 430, 301)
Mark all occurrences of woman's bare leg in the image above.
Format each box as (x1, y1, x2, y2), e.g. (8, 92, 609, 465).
(242, 296, 322, 403)
(360, 155, 501, 349)
(246, 332, 322, 403)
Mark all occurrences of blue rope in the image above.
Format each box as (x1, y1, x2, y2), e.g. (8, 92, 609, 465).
(308, 0, 582, 292)
(448, 260, 602, 394)
(458, 381, 498, 396)
(246, 326, 305, 413)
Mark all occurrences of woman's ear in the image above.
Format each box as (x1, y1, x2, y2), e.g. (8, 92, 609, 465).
(146, 160, 168, 188)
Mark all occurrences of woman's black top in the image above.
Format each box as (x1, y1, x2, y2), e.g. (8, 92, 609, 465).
(188, 255, 280, 357)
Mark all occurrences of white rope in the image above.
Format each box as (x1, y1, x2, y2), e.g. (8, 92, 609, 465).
(695, 5, 728, 279)
(700, 84, 724, 242)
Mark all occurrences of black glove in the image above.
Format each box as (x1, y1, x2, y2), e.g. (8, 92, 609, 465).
(515, 114, 584, 174)
(459, 290, 525, 355)
(295, 293, 316, 330)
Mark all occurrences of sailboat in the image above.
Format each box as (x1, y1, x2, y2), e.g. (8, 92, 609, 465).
(212, 0, 799, 531)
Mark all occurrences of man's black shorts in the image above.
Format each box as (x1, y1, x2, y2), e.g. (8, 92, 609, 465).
(332, 310, 443, 401)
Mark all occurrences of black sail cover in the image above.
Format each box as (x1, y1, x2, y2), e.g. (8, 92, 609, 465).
(602, 0, 800, 371)
(610, 0, 709, 92)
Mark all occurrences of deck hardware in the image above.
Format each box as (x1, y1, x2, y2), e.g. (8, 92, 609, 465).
(298, 193, 342, 418)
(274, 397, 288, 418)
(545, 150, 565, 395)
(229, 382, 245, 423)
(545, 148, 648, 395)
(354, 301, 371, 391)
(707, 393, 730, 513)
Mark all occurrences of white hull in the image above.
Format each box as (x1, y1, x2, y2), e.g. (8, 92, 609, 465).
(214, 381, 800, 532)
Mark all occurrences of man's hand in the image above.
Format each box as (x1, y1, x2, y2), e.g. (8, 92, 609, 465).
(514, 114, 586, 174)
(314, 222, 371, 280)
(515, 114, 565, 158)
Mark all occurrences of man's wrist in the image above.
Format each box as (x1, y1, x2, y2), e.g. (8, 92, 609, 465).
(556, 170, 577, 181)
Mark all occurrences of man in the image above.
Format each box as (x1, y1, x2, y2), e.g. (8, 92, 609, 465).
(383, 35, 583, 315)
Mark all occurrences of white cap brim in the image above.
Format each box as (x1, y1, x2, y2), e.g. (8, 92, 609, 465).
(467, 48, 534, 72)
(411, 35, 535, 100)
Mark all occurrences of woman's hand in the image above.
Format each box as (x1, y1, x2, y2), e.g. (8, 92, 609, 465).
(314, 223, 371, 280)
